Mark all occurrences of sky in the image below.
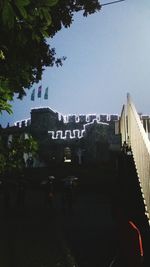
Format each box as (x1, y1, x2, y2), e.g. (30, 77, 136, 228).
(1, 0, 150, 127)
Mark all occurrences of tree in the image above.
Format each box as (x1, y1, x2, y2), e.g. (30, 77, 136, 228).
(0, 0, 101, 113)
(0, 137, 7, 174)
(0, 134, 38, 175)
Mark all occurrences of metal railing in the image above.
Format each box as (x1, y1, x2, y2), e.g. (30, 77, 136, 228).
(120, 94, 150, 224)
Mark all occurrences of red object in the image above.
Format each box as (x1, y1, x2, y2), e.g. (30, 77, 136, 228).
(129, 221, 144, 257)
(117, 219, 144, 266)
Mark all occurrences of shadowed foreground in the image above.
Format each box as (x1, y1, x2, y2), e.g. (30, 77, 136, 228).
(0, 158, 149, 267)
(0, 167, 117, 267)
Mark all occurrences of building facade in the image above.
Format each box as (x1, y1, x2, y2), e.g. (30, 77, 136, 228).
(0, 107, 120, 166)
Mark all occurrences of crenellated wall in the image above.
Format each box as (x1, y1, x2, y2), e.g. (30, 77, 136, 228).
(0, 107, 121, 165)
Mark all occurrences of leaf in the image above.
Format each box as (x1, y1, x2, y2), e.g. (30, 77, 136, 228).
(0, 50, 5, 60)
(32, 32, 41, 42)
(2, 2, 15, 29)
(15, 0, 30, 7)
(0, 102, 12, 114)
(42, 8, 52, 26)
(17, 5, 27, 18)
(43, 0, 59, 7)
(40, 28, 50, 38)
(15, 0, 29, 18)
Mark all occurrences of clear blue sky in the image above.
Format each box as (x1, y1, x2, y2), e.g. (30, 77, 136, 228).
(1, 0, 150, 127)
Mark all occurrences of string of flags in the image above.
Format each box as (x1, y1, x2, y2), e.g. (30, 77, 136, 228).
(31, 86, 48, 101)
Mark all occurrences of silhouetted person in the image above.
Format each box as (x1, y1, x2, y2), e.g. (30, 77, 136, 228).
(62, 177, 74, 215)
(121, 141, 128, 154)
(27, 157, 33, 168)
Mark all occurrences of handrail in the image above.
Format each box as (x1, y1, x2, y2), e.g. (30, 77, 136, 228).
(120, 94, 150, 224)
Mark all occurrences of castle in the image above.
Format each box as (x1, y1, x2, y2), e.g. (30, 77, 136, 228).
(0, 107, 120, 166)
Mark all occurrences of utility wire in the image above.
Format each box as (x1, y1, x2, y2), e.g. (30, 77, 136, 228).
(101, 0, 125, 7)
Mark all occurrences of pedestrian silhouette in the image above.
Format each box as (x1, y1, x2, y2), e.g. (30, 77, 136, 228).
(61, 176, 78, 215)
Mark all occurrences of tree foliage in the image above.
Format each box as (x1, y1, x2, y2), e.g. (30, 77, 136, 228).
(0, 134, 38, 175)
(0, 0, 101, 113)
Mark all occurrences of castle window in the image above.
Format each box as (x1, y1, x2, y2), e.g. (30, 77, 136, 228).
(64, 147, 71, 162)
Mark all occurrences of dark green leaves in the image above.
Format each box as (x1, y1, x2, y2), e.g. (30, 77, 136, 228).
(0, 80, 13, 114)
(2, 1, 14, 28)
(0, 0, 100, 114)
(0, 135, 38, 174)
(43, 0, 59, 7)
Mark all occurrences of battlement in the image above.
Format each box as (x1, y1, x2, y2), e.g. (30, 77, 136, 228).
(7, 107, 119, 132)
(48, 129, 85, 139)
(14, 119, 31, 128)
(48, 119, 109, 140)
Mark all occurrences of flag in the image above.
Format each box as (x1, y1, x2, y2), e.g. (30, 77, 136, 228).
(44, 87, 48, 99)
(31, 88, 35, 101)
(37, 85, 42, 98)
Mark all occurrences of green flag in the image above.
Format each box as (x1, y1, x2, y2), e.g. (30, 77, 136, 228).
(31, 88, 35, 101)
(38, 85, 42, 98)
(44, 87, 48, 99)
